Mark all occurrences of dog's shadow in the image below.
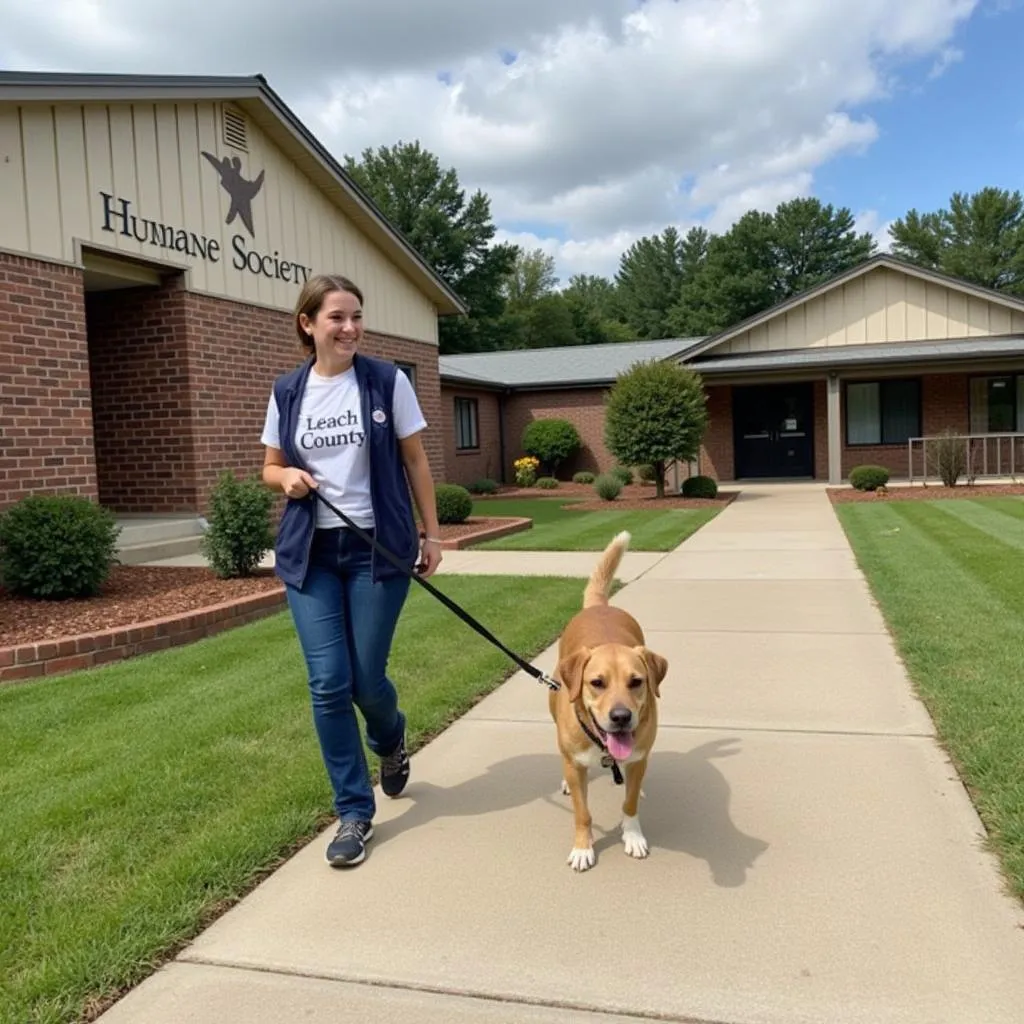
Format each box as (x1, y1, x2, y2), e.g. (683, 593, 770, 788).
(377, 737, 768, 887)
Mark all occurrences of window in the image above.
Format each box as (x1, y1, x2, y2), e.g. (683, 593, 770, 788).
(395, 362, 417, 391)
(969, 374, 1024, 433)
(455, 397, 479, 450)
(846, 379, 921, 446)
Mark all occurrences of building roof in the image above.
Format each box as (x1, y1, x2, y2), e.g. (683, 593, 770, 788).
(687, 335, 1024, 375)
(0, 71, 467, 317)
(439, 337, 706, 389)
(685, 253, 1024, 360)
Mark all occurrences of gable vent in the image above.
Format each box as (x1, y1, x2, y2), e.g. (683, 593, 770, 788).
(222, 106, 248, 152)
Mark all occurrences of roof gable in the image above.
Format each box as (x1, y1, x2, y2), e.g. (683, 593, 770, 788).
(0, 71, 466, 316)
(686, 254, 1024, 361)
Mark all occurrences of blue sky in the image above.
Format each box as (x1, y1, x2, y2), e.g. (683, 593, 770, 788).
(817, 1, 1024, 230)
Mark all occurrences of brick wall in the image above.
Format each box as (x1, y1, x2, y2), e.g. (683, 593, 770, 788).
(696, 385, 734, 482)
(840, 373, 971, 478)
(86, 281, 196, 512)
(180, 296, 444, 514)
(1, 250, 443, 516)
(440, 384, 503, 485)
(0, 253, 95, 511)
(503, 387, 611, 479)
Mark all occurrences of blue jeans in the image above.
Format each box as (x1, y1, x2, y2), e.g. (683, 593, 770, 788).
(285, 527, 410, 822)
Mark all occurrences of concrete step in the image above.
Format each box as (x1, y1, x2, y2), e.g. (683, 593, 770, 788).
(114, 516, 206, 566)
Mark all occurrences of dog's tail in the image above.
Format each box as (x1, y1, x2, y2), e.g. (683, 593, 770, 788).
(583, 530, 631, 608)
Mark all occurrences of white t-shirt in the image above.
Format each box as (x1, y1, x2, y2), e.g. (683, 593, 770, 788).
(261, 365, 427, 529)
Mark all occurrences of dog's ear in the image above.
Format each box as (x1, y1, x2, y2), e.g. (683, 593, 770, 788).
(556, 647, 591, 702)
(635, 646, 669, 697)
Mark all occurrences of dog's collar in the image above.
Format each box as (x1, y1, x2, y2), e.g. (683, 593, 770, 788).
(575, 704, 624, 785)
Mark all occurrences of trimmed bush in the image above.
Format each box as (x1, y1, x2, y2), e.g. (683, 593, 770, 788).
(848, 465, 891, 492)
(594, 473, 622, 501)
(636, 463, 657, 483)
(572, 471, 595, 484)
(681, 475, 718, 499)
(467, 478, 499, 494)
(436, 483, 473, 524)
(0, 494, 119, 599)
(536, 476, 559, 489)
(521, 418, 581, 476)
(611, 465, 634, 486)
(200, 471, 276, 578)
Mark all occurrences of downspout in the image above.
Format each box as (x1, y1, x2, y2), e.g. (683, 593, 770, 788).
(498, 388, 509, 484)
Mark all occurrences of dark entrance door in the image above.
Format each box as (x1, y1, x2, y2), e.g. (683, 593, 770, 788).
(732, 382, 815, 479)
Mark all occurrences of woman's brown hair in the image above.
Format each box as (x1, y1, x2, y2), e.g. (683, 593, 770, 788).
(293, 274, 365, 352)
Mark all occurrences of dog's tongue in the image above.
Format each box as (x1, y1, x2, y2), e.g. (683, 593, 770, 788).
(605, 730, 634, 761)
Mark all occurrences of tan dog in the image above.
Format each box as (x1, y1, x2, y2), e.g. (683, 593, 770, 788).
(548, 530, 668, 871)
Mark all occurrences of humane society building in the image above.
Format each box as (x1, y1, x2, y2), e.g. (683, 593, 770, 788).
(0, 72, 464, 517)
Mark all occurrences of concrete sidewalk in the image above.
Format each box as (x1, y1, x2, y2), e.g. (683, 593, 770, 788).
(100, 484, 1024, 1024)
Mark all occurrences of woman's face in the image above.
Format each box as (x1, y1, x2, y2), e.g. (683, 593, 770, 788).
(302, 289, 363, 366)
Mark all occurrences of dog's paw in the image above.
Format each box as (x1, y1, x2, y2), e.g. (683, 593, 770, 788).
(621, 815, 649, 859)
(567, 846, 595, 871)
(559, 779, 570, 796)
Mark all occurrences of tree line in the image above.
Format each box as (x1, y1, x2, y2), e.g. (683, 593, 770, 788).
(343, 140, 1024, 354)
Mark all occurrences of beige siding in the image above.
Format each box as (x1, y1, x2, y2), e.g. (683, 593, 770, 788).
(719, 266, 1024, 354)
(0, 101, 438, 344)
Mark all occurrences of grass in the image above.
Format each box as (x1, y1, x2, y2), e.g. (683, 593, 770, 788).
(471, 497, 720, 551)
(0, 574, 586, 1024)
(834, 496, 1024, 904)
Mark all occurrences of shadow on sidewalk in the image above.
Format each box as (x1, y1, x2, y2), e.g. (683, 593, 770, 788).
(377, 737, 768, 887)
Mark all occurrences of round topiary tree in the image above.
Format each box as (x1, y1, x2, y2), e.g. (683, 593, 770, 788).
(521, 418, 581, 478)
(604, 360, 709, 498)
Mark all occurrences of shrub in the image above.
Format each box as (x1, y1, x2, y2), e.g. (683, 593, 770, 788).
(536, 476, 559, 489)
(604, 359, 709, 498)
(636, 463, 657, 483)
(928, 430, 968, 488)
(848, 465, 890, 492)
(594, 473, 622, 501)
(611, 465, 634, 486)
(0, 494, 119, 599)
(467, 478, 499, 495)
(200, 471, 276, 578)
(572, 471, 595, 484)
(435, 483, 473, 524)
(681, 475, 718, 499)
(513, 456, 539, 487)
(521, 418, 581, 476)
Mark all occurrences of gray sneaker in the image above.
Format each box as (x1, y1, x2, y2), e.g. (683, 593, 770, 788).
(325, 819, 373, 867)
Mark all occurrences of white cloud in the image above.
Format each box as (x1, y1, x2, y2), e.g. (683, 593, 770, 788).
(0, 0, 981, 282)
(855, 209, 897, 252)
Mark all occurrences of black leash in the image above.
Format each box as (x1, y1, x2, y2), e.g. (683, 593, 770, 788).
(308, 488, 560, 692)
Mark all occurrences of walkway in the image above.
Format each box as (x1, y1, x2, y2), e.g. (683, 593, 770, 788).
(99, 484, 1024, 1024)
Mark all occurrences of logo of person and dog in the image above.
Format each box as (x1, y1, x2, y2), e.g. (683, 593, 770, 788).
(201, 151, 264, 238)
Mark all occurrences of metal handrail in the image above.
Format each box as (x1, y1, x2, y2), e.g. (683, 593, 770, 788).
(907, 432, 1024, 485)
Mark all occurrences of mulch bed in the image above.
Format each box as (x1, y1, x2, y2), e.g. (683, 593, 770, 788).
(828, 483, 1024, 504)
(0, 566, 284, 649)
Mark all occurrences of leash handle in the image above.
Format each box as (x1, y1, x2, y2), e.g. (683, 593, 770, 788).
(307, 488, 559, 691)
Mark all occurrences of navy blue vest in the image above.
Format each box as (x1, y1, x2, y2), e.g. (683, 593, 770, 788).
(270, 353, 420, 588)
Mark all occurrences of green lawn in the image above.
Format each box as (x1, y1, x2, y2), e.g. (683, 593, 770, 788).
(0, 574, 585, 1024)
(472, 497, 720, 550)
(834, 496, 1024, 904)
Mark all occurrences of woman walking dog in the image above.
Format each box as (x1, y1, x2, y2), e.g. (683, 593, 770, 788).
(261, 273, 443, 868)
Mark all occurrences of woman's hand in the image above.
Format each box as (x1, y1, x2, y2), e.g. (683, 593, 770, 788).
(281, 467, 318, 499)
(417, 536, 443, 578)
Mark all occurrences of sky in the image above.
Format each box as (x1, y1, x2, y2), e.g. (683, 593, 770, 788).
(2, 0, 1022, 285)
